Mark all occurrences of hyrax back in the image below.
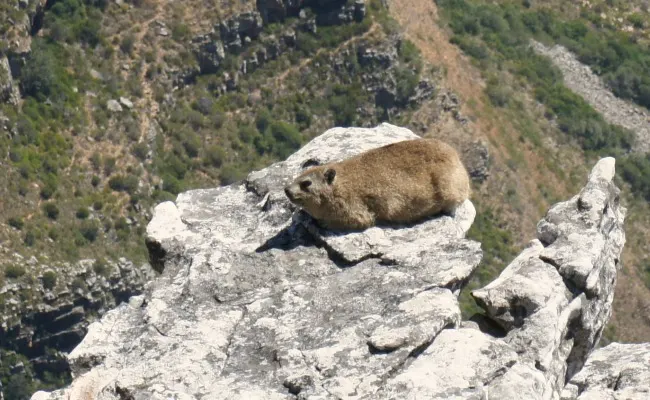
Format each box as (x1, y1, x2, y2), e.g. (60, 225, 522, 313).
(284, 138, 471, 230)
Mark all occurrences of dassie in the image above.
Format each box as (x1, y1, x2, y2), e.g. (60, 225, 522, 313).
(284, 138, 471, 230)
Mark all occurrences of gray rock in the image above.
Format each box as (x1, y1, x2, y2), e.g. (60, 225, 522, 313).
(461, 139, 490, 183)
(219, 12, 264, 53)
(32, 124, 481, 399)
(106, 99, 122, 112)
(0, 55, 20, 105)
(473, 157, 626, 397)
(562, 343, 650, 399)
(30, 128, 641, 400)
(258, 0, 303, 24)
(119, 96, 133, 109)
(193, 38, 226, 75)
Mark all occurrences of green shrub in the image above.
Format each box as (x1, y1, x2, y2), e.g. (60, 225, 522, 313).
(486, 81, 510, 107)
(219, 165, 246, 185)
(91, 175, 101, 187)
(93, 200, 104, 210)
(79, 221, 99, 242)
(93, 259, 110, 276)
(19, 42, 58, 100)
(42, 271, 57, 290)
(40, 175, 58, 200)
(182, 135, 201, 158)
(104, 157, 116, 176)
(42, 202, 60, 220)
(24, 231, 36, 246)
(120, 34, 136, 55)
(205, 145, 227, 167)
(4, 264, 26, 279)
(114, 217, 130, 232)
(76, 207, 90, 219)
(8, 217, 24, 230)
(48, 227, 59, 241)
(295, 107, 312, 129)
(132, 143, 149, 161)
(161, 174, 181, 194)
(108, 175, 139, 194)
(3, 373, 37, 400)
(90, 152, 102, 170)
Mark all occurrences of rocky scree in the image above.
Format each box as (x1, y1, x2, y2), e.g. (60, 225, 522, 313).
(30, 123, 643, 400)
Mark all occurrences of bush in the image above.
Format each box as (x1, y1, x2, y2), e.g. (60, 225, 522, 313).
(4, 264, 26, 279)
(48, 227, 59, 241)
(19, 41, 58, 100)
(93, 259, 110, 276)
(76, 207, 90, 219)
(182, 135, 201, 158)
(3, 373, 37, 400)
(120, 34, 136, 55)
(132, 143, 149, 161)
(91, 175, 101, 187)
(162, 174, 181, 194)
(219, 165, 246, 186)
(24, 231, 36, 246)
(619, 154, 650, 201)
(79, 221, 99, 242)
(42, 271, 57, 290)
(486, 81, 510, 107)
(104, 157, 116, 176)
(114, 217, 130, 232)
(93, 200, 104, 210)
(204, 145, 227, 168)
(108, 174, 139, 194)
(40, 175, 58, 200)
(8, 217, 24, 230)
(42, 202, 60, 220)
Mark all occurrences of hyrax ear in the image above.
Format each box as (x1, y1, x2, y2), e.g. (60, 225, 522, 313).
(325, 168, 336, 184)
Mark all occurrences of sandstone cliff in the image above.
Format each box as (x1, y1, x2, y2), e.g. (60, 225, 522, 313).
(32, 124, 648, 399)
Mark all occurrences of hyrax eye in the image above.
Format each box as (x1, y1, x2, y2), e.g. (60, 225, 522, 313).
(299, 180, 312, 191)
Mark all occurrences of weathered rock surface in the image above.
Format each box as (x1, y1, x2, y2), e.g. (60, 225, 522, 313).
(31, 124, 481, 399)
(1, 257, 153, 388)
(31, 124, 639, 400)
(0, 55, 20, 105)
(532, 41, 650, 152)
(562, 343, 650, 399)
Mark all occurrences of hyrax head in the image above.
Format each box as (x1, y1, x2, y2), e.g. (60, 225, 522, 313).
(284, 166, 337, 210)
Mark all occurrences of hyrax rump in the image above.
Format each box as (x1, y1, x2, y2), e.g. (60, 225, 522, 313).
(284, 138, 471, 230)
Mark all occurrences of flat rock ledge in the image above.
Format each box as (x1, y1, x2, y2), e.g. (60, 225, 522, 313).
(31, 124, 640, 400)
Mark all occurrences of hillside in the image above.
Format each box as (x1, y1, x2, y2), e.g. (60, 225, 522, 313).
(1, 0, 650, 397)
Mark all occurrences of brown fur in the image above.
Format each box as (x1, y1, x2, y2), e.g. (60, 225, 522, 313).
(284, 138, 471, 230)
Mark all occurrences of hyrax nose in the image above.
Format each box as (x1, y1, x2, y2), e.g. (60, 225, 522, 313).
(284, 187, 293, 200)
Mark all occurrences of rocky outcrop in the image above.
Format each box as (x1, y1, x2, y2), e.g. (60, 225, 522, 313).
(1, 257, 153, 388)
(257, 0, 304, 24)
(30, 123, 640, 400)
(315, 0, 365, 26)
(184, 0, 368, 85)
(0, 55, 20, 105)
(219, 12, 265, 53)
(532, 41, 650, 153)
(562, 343, 650, 399)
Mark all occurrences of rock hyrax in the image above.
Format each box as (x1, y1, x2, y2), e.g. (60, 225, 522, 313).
(284, 138, 471, 230)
